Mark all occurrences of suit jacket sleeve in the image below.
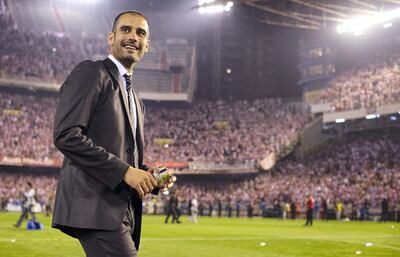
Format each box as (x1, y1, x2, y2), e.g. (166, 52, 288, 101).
(53, 60, 129, 190)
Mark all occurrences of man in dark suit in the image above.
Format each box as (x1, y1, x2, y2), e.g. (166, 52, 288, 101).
(52, 10, 174, 257)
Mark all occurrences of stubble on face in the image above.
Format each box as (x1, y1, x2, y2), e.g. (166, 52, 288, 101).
(108, 13, 150, 71)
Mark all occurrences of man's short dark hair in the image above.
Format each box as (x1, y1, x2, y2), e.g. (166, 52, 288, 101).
(111, 10, 149, 32)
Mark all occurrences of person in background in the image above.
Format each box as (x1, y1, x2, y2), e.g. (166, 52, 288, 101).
(189, 194, 199, 223)
(165, 191, 180, 224)
(321, 198, 328, 221)
(283, 202, 290, 220)
(335, 200, 343, 221)
(380, 197, 389, 223)
(236, 199, 241, 218)
(290, 200, 297, 219)
(247, 200, 254, 218)
(14, 182, 37, 228)
(304, 195, 315, 226)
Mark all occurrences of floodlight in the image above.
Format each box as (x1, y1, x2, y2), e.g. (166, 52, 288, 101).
(336, 16, 373, 34)
(198, 0, 234, 14)
(224, 1, 233, 12)
(335, 118, 346, 123)
(336, 8, 400, 35)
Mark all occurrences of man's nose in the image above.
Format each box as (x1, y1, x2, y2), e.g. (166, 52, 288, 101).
(127, 31, 138, 41)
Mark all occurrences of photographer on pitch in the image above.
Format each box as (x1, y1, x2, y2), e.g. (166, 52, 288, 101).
(14, 181, 38, 228)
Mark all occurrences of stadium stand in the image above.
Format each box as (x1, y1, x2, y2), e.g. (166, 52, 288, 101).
(314, 41, 400, 112)
(152, 128, 400, 219)
(0, 91, 61, 165)
(0, 90, 309, 166)
(2, 129, 399, 220)
(1, 0, 399, 224)
(0, 11, 195, 94)
(144, 99, 309, 164)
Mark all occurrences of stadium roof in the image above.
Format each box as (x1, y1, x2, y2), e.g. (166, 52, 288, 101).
(191, 0, 400, 30)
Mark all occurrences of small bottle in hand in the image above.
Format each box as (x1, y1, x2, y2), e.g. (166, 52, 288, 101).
(152, 167, 172, 186)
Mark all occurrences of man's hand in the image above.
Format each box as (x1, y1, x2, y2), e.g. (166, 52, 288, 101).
(147, 166, 177, 192)
(124, 166, 157, 198)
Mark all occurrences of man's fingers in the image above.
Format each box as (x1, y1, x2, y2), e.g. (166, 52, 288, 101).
(147, 167, 156, 174)
(144, 178, 155, 192)
(135, 186, 145, 198)
(148, 174, 157, 187)
(140, 181, 150, 194)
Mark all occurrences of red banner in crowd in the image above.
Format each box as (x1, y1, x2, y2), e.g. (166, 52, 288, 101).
(144, 162, 188, 169)
(0, 156, 189, 170)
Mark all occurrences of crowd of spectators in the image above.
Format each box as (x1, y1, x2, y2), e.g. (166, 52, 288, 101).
(144, 99, 309, 163)
(2, 11, 400, 113)
(3, 12, 400, 114)
(1, 11, 399, 220)
(0, 91, 309, 164)
(1, 129, 399, 221)
(156, 129, 400, 219)
(0, 92, 61, 161)
(0, 13, 106, 83)
(317, 44, 400, 111)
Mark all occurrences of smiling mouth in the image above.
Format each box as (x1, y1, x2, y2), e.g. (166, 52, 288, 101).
(123, 44, 139, 51)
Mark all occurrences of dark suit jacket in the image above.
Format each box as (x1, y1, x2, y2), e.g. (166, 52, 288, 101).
(52, 58, 147, 250)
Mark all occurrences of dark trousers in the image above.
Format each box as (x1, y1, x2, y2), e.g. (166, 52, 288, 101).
(381, 211, 389, 222)
(15, 205, 36, 227)
(305, 208, 313, 226)
(77, 201, 137, 257)
(165, 207, 180, 223)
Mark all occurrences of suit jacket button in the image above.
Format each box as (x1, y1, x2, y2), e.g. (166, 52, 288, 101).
(126, 148, 133, 154)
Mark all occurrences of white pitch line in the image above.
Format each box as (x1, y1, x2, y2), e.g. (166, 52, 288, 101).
(1, 235, 399, 241)
(372, 244, 400, 252)
(1, 237, 400, 252)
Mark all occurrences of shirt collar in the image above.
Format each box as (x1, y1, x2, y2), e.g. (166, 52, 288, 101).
(108, 54, 131, 77)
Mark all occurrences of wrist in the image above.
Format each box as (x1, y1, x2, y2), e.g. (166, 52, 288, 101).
(123, 166, 135, 182)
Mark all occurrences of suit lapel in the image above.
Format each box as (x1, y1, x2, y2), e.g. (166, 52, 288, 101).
(133, 91, 144, 157)
(103, 58, 136, 138)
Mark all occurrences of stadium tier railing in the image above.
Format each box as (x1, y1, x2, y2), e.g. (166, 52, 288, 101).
(186, 162, 257, 174)
(308, 102, 400, 123)
(0, 77, 59, 92)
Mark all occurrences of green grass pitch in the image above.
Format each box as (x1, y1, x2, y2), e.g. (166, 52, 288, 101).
(0, 212, 399, 257)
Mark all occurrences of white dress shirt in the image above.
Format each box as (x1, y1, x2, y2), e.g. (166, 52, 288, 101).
(108, 54, 137, 132)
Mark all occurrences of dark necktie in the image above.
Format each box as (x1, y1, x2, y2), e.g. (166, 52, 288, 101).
(123, 74, 132, 113)
(123, 74, 139, 167)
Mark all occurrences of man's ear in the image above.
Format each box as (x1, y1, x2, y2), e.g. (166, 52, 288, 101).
(107, 32, 114, 46)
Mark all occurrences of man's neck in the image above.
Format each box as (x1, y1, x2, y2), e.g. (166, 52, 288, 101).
(108, 54, 135, 76)
(120, 60, 135, 74)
